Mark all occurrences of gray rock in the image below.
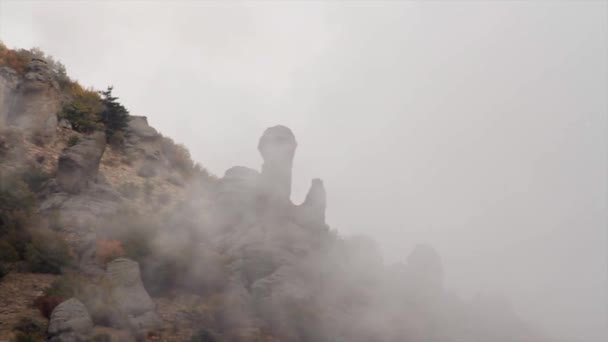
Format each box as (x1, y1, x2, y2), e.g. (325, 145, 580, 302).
(0, 67, 19, 126)
(48, 298, 93, 341)
(7, 59, 61, 142)
(127, 116, 159, 140)
(106, 258, 160, 334)
(58, 118, 72, 129)
(106, 258, 155, 316)
(295, 178, 327, 227)
(257, 125, 297, 203)
(57, 132, 106, 193)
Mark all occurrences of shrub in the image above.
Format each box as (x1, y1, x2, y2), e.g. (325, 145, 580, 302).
(0, 264, 7, 280)
(59, 90, 103, 133)
(189, 329, 219, 342)
(10, 331, 43, 342)
(0, 240, 19, 262)
(11, 317, 45, 342)
(43, 275, 78, 298)
(67, 135, 80, 147)
(95, 239, 125, 264)
(25, 228, 72, 274)
(20, 167, 51, 193)
(33, 296, 63, 319)
(0, 42, 29, 75)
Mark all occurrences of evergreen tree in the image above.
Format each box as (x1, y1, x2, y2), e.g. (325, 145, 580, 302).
(99, 86, 129, 140)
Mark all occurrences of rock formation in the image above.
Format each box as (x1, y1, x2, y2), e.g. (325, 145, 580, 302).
(7, 58, 61, 143)
(257, 125, 297, 203)
(57, 131, 106, 193)
(48, 298, 93, 342)
(0, 67, 19, 126)
(295, 178, 327, 227)
(105, 258, 161, 335)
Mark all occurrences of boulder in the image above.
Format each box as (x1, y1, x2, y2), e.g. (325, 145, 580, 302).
(48, 298, 93, 342)
(57, 132, 106, 193)
(106, 258, 160, 334)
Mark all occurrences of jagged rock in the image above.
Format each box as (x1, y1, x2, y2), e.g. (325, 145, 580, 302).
(106, 258, 160, 334)
(127, 115, 159, 140)
(0, 67, 19, 126)
(124, 116, 162, 161)
(7, 59, 61, 142)
(295, 178, 327, 226)
(57, 132, 106, 193)
(48, 298, 93, 342)
(257, 125, 297, 203)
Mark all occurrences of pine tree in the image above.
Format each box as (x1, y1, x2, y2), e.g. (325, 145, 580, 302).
(99, 86, 129, 140)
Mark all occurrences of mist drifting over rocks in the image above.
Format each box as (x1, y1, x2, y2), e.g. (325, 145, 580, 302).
(0, 35, 596, 341)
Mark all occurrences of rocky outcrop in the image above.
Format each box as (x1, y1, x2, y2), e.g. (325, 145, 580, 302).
(124, 115, 162, 161)
(7, 59, 61, 142)
(105, 258, 160, 335)
(257, 125, 297, 203)
(57, 132, 106, 193)
(295, 178, 327, 227)
(48, 298, 93, 342)
(0, 67, 19, 126)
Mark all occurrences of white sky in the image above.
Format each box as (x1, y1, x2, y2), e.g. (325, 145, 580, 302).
(1, 1, 606, 341)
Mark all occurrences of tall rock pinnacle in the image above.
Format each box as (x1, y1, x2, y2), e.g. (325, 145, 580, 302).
(257, 125, 297, 202)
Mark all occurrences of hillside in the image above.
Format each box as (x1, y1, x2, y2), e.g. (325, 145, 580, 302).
(0, 44, 549, 342)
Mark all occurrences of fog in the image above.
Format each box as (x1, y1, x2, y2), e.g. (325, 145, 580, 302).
(1, 1, 606, 341)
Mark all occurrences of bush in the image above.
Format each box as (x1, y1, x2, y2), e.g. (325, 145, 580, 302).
(0, 240, 19, 262)
(59, 89, 103, 133)
(43, 276, 78, 298)
(67, 135, 80, 147)
(0, 264, 7, 280)
(33, 296, 63, 319)
(25, 228, 72, 274)
(0, 42, 29, 75)
(20, 167, 51, 193)
(189, 329, 219, 342)
(0, 173, 36, 259)
(11, 317, 45, 342)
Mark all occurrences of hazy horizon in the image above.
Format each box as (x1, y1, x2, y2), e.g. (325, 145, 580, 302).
(1, 1, 606, 341)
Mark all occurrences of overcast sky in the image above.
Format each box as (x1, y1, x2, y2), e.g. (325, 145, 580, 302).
(1, 1, 606, 341)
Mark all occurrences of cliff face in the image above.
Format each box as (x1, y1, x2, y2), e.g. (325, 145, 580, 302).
(0, 51, 549, 342)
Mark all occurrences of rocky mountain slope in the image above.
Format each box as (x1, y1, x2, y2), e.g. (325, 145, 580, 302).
(0, 45, 549, 342)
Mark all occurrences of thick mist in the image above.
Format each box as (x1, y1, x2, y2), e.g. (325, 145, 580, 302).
(1, 1, 606, 341)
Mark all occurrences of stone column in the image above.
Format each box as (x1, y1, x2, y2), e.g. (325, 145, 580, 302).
(257, 125, 297, 203)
